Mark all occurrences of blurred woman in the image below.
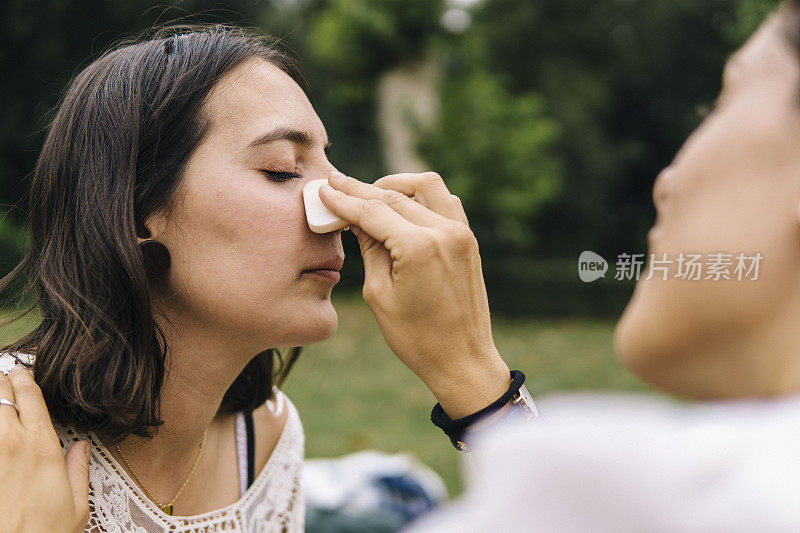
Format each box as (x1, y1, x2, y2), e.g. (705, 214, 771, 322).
(394, 1, 800, 531)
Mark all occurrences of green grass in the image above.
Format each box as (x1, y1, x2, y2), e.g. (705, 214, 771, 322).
(284, 292, 648, 496)
(0, 295, 648, 497)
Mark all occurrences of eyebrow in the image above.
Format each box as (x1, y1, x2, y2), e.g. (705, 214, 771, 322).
(248, 126, 332, 153)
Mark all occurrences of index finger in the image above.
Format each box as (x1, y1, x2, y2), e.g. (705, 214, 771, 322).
(319, 184, 419, 246)
(373, 172, 468, 225)
(7, 366, 58, 440)
(327, 173, 449, 228)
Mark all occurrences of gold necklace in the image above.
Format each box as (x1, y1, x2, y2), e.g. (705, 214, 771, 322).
(114, 427, 208, 516)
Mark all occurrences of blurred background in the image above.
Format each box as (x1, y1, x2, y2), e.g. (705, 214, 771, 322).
(0, 0, 783, 519)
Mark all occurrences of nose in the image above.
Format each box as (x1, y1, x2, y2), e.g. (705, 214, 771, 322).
(298, 160, 338, 210)
(301, 165, 337, 186)
(652, 166, 673, 209)
(299, 168, 347, 239)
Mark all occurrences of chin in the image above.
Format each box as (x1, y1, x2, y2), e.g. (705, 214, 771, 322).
(614, 306, 728, 400)
(614, 318, 683, 396)
(284, 299, 339, 345)
(613, 284, 682, 393)
(613, 303, 653, 381)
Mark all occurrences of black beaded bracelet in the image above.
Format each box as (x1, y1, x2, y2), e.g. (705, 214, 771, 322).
(430, 370, 526, 450)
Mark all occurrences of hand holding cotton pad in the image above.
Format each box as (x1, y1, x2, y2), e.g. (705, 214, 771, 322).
(303, 178, 350, 233)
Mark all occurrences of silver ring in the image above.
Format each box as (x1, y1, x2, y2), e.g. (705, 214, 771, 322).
(0, 398, 19, 416)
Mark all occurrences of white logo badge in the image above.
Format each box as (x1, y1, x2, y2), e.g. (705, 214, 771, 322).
(578, 251, 607, 282)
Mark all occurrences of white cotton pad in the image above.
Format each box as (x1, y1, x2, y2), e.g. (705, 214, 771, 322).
(303, 179, 349, 233)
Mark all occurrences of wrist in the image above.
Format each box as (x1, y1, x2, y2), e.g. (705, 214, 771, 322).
(430, 370, 536, 451)
(466, 400, 515, 432)
(426, 357, 510, 419)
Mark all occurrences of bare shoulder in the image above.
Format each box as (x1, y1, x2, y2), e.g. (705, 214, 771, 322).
(250, 387, 291, 472)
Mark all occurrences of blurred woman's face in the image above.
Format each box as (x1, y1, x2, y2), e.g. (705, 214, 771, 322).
(614, 12, 800, 399)
(145, 58, 344, 350)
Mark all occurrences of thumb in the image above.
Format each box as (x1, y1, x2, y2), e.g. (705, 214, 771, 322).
(351, 226, 392, 286)
(65, 441, 91, 515)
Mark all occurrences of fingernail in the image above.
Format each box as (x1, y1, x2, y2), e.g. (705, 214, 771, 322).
(83, 442, 92, 459)
(330, 170, 347, 181)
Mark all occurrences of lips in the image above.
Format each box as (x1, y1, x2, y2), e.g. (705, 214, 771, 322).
(301, 256, 345, 284)
(302, 256, 345, 273)
(302, 269, 341, 283)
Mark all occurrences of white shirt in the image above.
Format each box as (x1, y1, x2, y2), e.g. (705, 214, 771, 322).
(405, 391, 800, 533)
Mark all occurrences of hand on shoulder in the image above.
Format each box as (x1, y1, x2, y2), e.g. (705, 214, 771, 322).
(0, 365, 91, 533)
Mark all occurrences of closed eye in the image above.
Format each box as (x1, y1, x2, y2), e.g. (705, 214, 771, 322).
(260, 169, 303, 182)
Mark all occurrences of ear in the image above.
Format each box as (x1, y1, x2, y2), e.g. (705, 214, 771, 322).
(136, 212, 169, 245)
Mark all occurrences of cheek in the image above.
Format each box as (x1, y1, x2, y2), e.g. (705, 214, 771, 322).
(615, 108, 800, 375)
(659, 101, 800, 280)
(195, 183, 299, 278)
(164, 177, 313, 332)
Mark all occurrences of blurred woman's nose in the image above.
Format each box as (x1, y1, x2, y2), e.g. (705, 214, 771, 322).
(652, 166, 674, 210)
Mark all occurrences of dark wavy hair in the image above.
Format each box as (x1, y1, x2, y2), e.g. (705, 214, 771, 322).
(0, 24, 302, 440)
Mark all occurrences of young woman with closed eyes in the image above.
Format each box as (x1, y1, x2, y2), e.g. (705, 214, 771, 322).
(9, 0, 800, 530)
(0, 25, 510, 532)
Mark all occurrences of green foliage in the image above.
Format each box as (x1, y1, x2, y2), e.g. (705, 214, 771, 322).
(470, 0, 740, 259)
(419, 60, 561, 255)
(483, 258, 635, 317)
(308, 0, 443, 78)
(0, 215, 26, 272)
(729, 0, 784, 43)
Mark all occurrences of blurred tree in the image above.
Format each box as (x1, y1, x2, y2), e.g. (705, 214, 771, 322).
(308, 0, 441, 77)
(418, 37, 562, 256)
(301, 0, 445, 179)
(0, 0, 263, 272)
(730, 0, 783, 41)
(471, 0, 741, 260)
(302, 0, 562, 256)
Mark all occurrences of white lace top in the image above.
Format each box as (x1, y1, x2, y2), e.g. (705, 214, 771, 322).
(0, 353, 306, 532)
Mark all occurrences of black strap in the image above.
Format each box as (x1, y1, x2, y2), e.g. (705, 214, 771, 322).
(430, 370, 526, 449)
(244, 411, 255, 489)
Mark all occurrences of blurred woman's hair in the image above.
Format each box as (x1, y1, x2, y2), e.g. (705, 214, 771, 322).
(0, 24, 302, 440)
(783, 0, 800, 51)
